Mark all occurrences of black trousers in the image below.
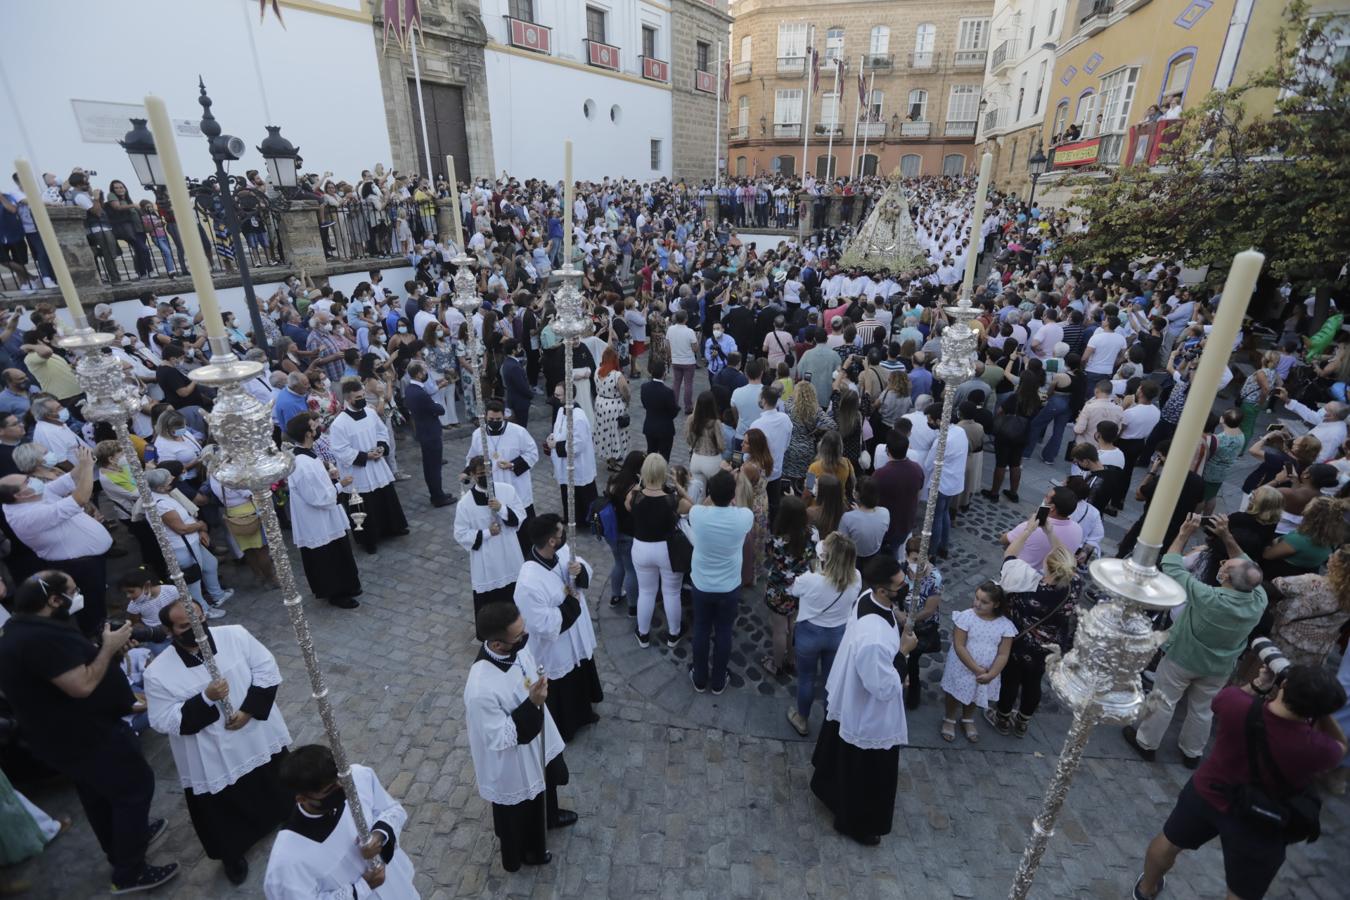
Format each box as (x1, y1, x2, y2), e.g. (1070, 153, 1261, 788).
(646, 433, 673, 462)
(60, 725, 155, 886)
(1116, 437, 1147, 507)
(417, 435, 448, 503)
(996, 654, 1047, 717)
(54, 554, 108, 637)
(559, 481, 598, 531)
(491, 756, 568, 871)
(766, 477, 784, 527)
(526, 349, 541, 387)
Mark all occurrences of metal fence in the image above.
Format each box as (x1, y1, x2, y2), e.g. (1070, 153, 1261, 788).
(320, 197, 438, 262)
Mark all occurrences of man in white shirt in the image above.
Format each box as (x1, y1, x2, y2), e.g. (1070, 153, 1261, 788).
(920, 406, 967, 559)
(1029, 309, 1063, 361)
(1082, 315, 1127, 378)
(31, 397, 84, 467)
(1277, 394, 1347, 463)
(752, 384, 793, 521)
(664, 310, 700, 414)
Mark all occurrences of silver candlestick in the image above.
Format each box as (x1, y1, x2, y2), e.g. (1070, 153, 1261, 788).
(552, 264, 588, 536)
(58, 324, 234, 718)
(190, 342, 371, 842)
(910, 296, 981, 612)
(450, 254, 497, 512)
(1008, 542, 1184, 898)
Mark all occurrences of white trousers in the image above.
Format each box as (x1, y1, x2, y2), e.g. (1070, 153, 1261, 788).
(632, 538, 684, 637)
(1134, 655, 1228, 757)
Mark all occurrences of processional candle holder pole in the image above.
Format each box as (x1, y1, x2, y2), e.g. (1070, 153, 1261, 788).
(450, 253, 497, 512)
(551, 264, 588, 537)
(12, 157, 236, 713)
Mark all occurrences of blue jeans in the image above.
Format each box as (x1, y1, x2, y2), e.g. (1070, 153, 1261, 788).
(691, 587, 740, 691)
(151, 235, 176, 274)
(608, 533, 637, 609)
(794, 620, 846, 718)
(1023, 393, 1071, 462)
(1333, 382, 1347, 403)
(931, 491, 956, 554)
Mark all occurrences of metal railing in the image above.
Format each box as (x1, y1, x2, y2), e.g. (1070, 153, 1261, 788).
(954, 49, 988, 68)
(855, 122, 886, 139)
(991, 40, 1012, 73)
(907, 51, 940, 70)
(773, 123, 801, 138)
(776, 56, 805, 75)
(89, 206, 286, 286)
(944, 121, 977, 137)
(715, 190, 799, 228)
(1080, 0, 1114, 26)
(984, 108, 1002, 132)
(730, 125, 749, 140)
(863, 53, 894, 70)
(319, 197, 438, 263)
(814, 123, 843, 136)
(899, 121, 932, 138)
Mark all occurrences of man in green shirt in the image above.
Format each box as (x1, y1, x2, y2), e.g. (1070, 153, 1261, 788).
(1124, 513, 1266, 768)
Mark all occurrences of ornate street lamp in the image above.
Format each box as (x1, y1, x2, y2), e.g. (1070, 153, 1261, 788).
(257, 125, 302, 194)
(1027, 142, 1049, 210)
(119, 119, 167, 191)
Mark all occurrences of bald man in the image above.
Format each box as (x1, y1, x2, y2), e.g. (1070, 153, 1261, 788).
(0, 368, 32, 419)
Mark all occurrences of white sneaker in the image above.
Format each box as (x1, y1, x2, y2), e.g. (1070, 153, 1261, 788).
(41, 277, 57, 289)
(18, 282, 35, 294)
(210, 589, 235, 607)
(204, 605, 227, 619)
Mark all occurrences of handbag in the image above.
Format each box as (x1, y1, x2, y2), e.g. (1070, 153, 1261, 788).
(616, 414, 631, 429)
(1225, 696, 1322, 844)
(177, 532, 203, 584)
(666, 498, 693, 574)
(912, 617, 942, 655)
(994, 411, 1030, 444)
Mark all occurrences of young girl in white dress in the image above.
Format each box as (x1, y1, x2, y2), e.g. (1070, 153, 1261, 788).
(939, 581, 1016, 743)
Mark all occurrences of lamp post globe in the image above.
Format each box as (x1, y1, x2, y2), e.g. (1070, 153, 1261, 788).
(1027, 143, 1049, 210)
(119, 118, 166, 191)
(258, 126, 302, 191)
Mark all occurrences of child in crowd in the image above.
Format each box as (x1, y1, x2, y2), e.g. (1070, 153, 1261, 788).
(939, 581, 1016, 743)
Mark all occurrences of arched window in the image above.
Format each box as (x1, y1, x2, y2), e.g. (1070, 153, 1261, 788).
(900, 154, 921, 177)
(1051, 100, 1070, 139)
(815, 154, 837, 180)
(735, 156, 747, 177)
(858, 153, 878, 177)
(943, 154, 966, 175)
(907, 89, 928, 121)
(1074, 89, 1097, 133)
(1159, 48, 1196, 107)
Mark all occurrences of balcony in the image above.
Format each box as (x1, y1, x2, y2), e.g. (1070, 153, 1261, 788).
(954, 49, 987, 69)
(773, 123, 801, 138)
(777, 56, 805, 76)
(584, 38, 620, 71)
(730, 125, 749, 140)
(640, 56, 669, 83)
(907, 51, 940, 70)
(694, 69, 716, 94)
(1079, 1, 1114, 36)
(991, 40, 1012, 74)
(899, 121, 932, 138)
(813, 123, 843, 136)
(504, 16, 551, 54)
(944, 120, 976, 137)
(855, 122, 886, 139)
(863, 53, 893, 70)
(983, 108, 1002, 134)
(732, 60, 751, 81)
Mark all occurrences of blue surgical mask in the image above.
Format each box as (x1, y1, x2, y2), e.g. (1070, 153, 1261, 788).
(173, 428, 188, 438)
(57, 408, 70, 423)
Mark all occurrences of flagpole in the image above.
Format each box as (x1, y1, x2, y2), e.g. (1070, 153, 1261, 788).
(826, 58, 840, 180)
(409, 29, 436, 183)
(714, 41, 723, 186)
(860, 66, 877, 176)
(800, 25, 814, 179)
(849, 53, 861, 179)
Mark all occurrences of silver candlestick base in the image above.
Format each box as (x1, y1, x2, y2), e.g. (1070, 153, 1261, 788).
(1009, 541, 1185, 899)
(450, 253, 498, 510)
(56, 324, 234, 716)
(552, 265, 587, 536)
(189, 360, 371, 842)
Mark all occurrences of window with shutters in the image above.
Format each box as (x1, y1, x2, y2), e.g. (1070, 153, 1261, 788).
(740, 35, 752, 62)
(586, 7, 606, 44)
(957, 19, 989, 50)
(915, 24, 936, 53)
(820, 92, 839, 127)
(947, 84, 980, 123)
(642, 26, 656, 59)
(738, 95, 750, 130)
(1052, 100, 1069, 139)
(650, 139, 661, 170)
(907, 89, 928, 121)
(774, 89, 803, 124)
(867, 90, 884, 121)
(869, 25, 890, 55)
(943, 154, 966, 176)
(1161, 53, 1194, 103)
(778, 22, 807, 59)
(825, 27, 845, 62)
(1034, 60, 1047, 115)
(1098, 66, 1140, 163)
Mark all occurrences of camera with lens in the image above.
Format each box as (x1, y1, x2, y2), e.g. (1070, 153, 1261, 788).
(106, 619, 167, 646)
(1250, 637, 1290, 685)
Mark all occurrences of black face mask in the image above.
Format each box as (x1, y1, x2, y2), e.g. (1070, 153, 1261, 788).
(349, 397, 367, 411)
(318, 786, 346, 815)
(494, 632, 528, 661)
(475, 475, 489, 490)
(485, 419, 506, 435)
(174, 625, 206, 651)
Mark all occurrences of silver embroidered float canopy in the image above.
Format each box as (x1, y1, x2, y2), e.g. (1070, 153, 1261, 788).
(838, 175, 928, 274)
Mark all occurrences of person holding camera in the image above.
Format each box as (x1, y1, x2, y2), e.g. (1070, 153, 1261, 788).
(1125, 514, 1268, 768)
(1133, 663, 1346, 900)
(0, 571, 179, 893)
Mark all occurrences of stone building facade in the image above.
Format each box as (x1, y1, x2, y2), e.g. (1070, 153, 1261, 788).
(372, 0, 495, 183)
(670, 0, 734, 183)
(727, 0, 995, 181)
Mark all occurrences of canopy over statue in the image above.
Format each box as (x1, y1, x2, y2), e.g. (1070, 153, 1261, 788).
(839, 175, 930, 275)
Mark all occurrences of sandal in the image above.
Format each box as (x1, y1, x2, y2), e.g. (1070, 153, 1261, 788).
(940, 718, 956, 742)
(961, 718, 980, 743)
(760, 656, 779, 676)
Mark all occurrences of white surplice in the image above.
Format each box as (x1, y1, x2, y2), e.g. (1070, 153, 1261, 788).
(285, 451, 351, 549)
(263, 764, 417, 900)
(465, 422, 538, 508)
(824, 592, 908, 750)
(463, 644, 564, 806)
(453, 481, 526, 592)
(143, 625, 290, 794)
(328, 409, 395, 495)
(548, 405, 596, 489)
(512, 544, 596, 681)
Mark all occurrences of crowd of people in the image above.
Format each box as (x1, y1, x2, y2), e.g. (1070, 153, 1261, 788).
(0, 161, 1344, 899)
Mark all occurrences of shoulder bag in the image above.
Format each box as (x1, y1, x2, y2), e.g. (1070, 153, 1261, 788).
(664, 495, 693, 574)
(1224, 696, 1322, 844)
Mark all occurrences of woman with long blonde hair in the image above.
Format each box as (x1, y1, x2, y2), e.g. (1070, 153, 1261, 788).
(785, 532, 861, 736)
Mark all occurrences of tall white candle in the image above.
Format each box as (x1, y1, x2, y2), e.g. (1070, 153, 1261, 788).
(562, 140, 574, 267)
(144, 95, 226, 341)
(960, 152, 993, 302)
(445, 154, 465, 253)
(13, 159, 81, 321)
(1138, 249, 1265, 548)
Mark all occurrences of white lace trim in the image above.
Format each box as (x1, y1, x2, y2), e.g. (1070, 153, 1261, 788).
(479, 779, 546, 807)
(178, 735, 290, 794)
(826, 713, 906, 751)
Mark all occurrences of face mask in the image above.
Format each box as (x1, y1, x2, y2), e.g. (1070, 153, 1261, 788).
(318, 786, 347, 815)
(397, 326, 408, 334)
(349, 397, 367, 411)
(62, 591, 84, 618)
(57, 408, 70, 423)
(485, 419, 505, 435)
(713, 329, 723, 338)
(321, 323, 333, 333)
(374, 333, 386, 343)
(42, 449, 61, 467)
(27, 477, 45, 497)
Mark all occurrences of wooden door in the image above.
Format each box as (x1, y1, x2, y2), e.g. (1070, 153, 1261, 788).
(407, 80, 471, 182)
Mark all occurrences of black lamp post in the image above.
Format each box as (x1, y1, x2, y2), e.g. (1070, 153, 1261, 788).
(1027, 142, 1049, 211)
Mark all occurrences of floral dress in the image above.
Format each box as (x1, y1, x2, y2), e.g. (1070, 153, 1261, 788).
(764, 534, 817, 616)
(740, 479, 769, 587)
(939, 609, 1017, 708)
(594, 370, 629, 460)
(783, 411, 836, 481)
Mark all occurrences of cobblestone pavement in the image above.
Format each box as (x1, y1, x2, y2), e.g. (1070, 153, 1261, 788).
(10, 367, 1347, 899)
